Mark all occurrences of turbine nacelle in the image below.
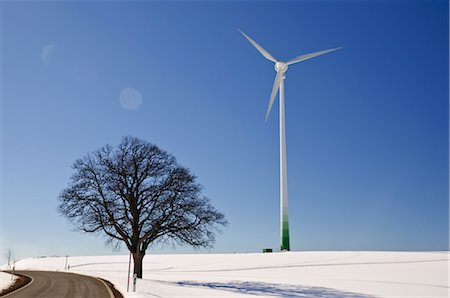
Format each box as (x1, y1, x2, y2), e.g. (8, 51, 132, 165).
(275, 62, 288, 73)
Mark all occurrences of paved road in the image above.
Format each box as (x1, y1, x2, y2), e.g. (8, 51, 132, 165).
(5, 271, 114, 298)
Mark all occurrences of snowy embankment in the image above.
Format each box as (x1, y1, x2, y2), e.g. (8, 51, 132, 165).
(11, 251, 449, 298)
(0, 271, 17, 292)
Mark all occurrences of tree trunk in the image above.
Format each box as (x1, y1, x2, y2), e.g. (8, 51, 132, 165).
(132, 251, 145, 278)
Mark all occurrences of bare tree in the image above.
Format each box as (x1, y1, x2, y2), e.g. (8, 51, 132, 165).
(5, 248, 14, 269)
(58, 136, 227, 278)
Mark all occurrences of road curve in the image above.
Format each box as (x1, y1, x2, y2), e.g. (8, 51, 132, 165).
(4, 271, 115, 298)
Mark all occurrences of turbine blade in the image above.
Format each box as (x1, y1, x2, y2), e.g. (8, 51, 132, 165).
(287, 47, 342, 65)
(238, 29, 278, 63)
(265, 71, 283, 122)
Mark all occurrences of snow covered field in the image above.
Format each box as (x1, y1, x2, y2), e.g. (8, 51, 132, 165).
(0, 271, 17, 292)
(9, 251, 449, 298)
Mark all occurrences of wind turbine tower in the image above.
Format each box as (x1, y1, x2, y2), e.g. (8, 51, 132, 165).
(240, 30, 341, 251)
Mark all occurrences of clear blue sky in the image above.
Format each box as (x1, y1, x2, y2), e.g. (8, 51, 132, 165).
(1, 0, 448, 262)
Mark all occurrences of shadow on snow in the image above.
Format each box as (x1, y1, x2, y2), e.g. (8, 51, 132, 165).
(162, 280, 376, 297)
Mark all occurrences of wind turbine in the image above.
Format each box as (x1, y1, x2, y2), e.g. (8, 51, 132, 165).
(239, 29, 341, 251)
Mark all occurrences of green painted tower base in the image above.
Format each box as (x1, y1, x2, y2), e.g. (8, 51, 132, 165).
(280, 216, 290, 251)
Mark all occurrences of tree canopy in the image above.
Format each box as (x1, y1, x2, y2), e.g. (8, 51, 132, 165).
(58, 136, 227, 277)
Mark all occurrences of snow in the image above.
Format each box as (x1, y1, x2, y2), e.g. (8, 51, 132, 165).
(9, 251, 449, 297)
(0, 271, 17, 292)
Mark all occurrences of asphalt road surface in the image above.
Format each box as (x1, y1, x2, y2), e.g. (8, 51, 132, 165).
(5, 271, 114, 298)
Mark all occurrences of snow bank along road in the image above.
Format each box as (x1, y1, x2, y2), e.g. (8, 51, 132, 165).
(0, 272, 17, 293)
(3, 271, 115, 298)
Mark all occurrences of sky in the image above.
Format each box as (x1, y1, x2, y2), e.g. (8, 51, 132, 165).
(0, 0, 448, 263)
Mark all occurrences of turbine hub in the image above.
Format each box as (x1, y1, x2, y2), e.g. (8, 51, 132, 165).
(275, 62, 288, 72)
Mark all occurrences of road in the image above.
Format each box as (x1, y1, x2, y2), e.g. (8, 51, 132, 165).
(4, 271, 115, 298)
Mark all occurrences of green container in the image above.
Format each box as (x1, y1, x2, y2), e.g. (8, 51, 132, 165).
(262, 248, 273, 253)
